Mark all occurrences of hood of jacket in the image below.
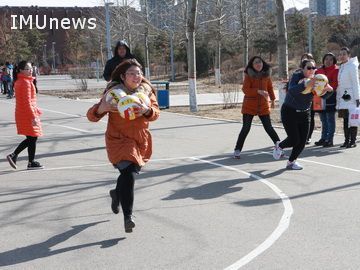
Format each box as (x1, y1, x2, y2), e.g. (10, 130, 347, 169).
(113, 40, 133, 59)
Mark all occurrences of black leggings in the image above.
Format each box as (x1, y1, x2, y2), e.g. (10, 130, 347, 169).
(14, 136, 38, 162)
(235, 114, 280, 151)
(279, 105, 310, 162)
(115, 163, 137, 217)
(307, 110, 315, 140)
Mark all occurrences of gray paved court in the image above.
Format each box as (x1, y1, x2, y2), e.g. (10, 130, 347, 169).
(1, 94, 360, 269)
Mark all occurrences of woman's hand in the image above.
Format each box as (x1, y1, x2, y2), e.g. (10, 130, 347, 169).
(32, 118, 40, 126)
(270, 100, 275, 109)
(133, 101, 151, 118)
(323, 83, 333, 92)
(97, 98, 118, 114)
(257, 90, 269, 98)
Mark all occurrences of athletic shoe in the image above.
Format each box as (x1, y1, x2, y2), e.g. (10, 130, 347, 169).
(346, 142, 357, 148)
(7, 153, 17, 169)
(286, 160, 303, 170)
(305, 138, 311, 145)
(109, 189, 119, 214)
(233, 150, 241, 159)
(27, 161, 44, 170)
(273, 141, 284, 160)
(124, 215, 135, 233)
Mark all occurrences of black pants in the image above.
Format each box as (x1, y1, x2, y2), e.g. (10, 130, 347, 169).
(14, 136, 38, 162)
(307, 110, 315, 141)
(115, 163, 137, 217)
(279, 105, 310, 162)
(343, 117, 358, 144)
(235, 114, 280, 151)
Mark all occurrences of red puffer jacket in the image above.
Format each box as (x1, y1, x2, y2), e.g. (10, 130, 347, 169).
(241, 68, 275, 116)
(14, 73, 42, 137)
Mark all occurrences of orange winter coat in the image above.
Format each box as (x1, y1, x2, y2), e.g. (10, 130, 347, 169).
(87, 82, 160, 166)
(14, 73, 43, 137)
(241, 68, 275, 116)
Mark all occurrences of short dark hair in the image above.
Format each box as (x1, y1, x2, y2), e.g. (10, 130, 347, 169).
(322, 52, 337, 66)
(340, 47, 350, 55)
(300, 59, 315, 69)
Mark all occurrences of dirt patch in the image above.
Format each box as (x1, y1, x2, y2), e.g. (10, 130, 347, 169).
(41, 89, 103, 99)
(167, 104, 344, 135)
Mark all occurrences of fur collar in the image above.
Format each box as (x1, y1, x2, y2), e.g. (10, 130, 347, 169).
(104, 81, 152, 96)
(246, 67, 270, 78)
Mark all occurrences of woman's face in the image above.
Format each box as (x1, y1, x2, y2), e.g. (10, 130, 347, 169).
(122, 65, 142, 90)
(117, 46, 127, 58)
(252, 58, 263, 72)
(20, 63, 32, 77)
(303, 61, 316, 78)
(339, 50, 349, 63)
(323, 55, 335, 68)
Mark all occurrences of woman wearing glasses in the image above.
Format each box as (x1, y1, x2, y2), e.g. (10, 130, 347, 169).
(6, 61, 44, 170)
(87, 59, 160, 233)
(336, 47, 360, 148)
(273, 59, 333, 170)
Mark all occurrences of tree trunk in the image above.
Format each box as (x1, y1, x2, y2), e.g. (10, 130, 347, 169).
(275, 0, 288, 80)
(144, 0, 151, 79)
(187, 0, 198, 112)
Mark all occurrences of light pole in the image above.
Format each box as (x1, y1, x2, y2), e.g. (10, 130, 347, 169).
(52, 41, 56, 71)
(105, 1, 114, 60)
(43, 44, 47, 66)
(308, 11, 317, 54)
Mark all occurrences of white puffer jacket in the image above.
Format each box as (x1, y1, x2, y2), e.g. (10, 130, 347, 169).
(336, 57, 360, 110)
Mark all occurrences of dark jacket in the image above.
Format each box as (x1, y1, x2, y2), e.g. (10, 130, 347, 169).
(284, 71, 313, 110)
(103, 40, 135, 81)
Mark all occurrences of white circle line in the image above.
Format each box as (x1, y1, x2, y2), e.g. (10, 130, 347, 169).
(190, 157, 294, 270)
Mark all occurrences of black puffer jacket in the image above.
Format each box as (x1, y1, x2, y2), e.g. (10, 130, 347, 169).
(103, 40, 135, 81)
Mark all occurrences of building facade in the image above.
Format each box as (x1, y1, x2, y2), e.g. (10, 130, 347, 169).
(309, 0, 341, 16)
(350, 0, 360, 14)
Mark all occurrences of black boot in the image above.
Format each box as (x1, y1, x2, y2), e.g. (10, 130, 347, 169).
(341, 126, 350, 148)
(124, 215, 135, 233)
(109, 189, 119, 214)
(347, 127, 358, 148)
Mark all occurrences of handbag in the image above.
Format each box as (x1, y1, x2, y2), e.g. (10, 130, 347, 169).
(349, 107, 360, 127)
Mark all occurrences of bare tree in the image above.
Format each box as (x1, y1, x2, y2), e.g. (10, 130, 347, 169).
(275, 0, 288, 80)
(186, 0, 199, 112)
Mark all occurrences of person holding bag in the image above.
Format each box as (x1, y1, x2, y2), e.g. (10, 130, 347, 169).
(336, 47, 360, 148)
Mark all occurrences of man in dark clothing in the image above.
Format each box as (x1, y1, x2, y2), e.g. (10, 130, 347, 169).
(103, 40, 135, 81)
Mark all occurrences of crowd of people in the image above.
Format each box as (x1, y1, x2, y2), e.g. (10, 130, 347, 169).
(234, 47, 360, 171)
(2, 40, 360, 233)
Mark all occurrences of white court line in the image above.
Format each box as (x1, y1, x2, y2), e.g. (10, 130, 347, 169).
(6, 154, 293, 268)
(190, 157, 293, 270)
(261, 152, 360, 173)
(47, 124, 93, 133)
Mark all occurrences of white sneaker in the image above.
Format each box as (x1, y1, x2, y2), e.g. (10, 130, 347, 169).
(272, 141, 284, 160)
(233, 150, 241, 159)
(286, 160, 303, 170)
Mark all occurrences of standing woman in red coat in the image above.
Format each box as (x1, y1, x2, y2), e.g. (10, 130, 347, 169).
(233, 56, 280, 159)
(7, 61, 43, 170)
